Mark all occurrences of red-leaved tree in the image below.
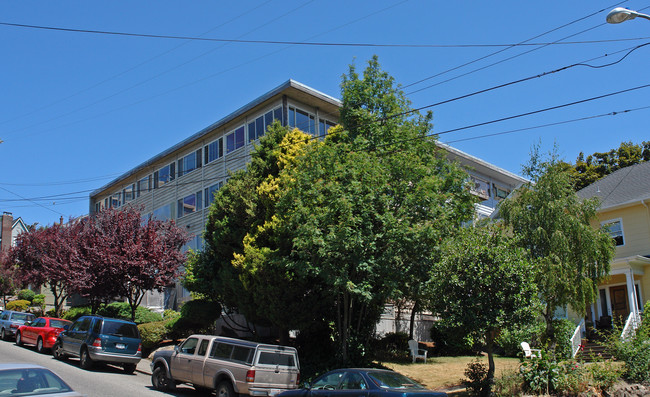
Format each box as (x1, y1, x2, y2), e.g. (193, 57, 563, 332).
(11, 223, 89, 316)
(0, 249, 17, 309)
(79, 207, 189, 321)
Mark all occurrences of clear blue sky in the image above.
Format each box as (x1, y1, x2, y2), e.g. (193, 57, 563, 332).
(1, 1, 649, 227)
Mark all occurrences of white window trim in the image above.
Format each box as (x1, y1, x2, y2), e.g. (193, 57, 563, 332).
(601, 218, 625, 247)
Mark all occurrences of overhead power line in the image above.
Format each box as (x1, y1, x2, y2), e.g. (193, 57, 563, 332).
(1, 20, 649, 48)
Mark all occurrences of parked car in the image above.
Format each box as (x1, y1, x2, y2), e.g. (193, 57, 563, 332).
(0, 363, 85, 396)
(16, 317, 73, 354)
(150, 335, 300, 397)
(277, 368, 447, 397)
(0, 310, 36, 341)
(52, 315, 141, 374)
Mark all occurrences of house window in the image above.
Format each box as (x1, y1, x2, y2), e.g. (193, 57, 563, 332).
(154, 163, 175, 189)
(318, 119, 336, 138)
(226, 126, 245, 154)
(178, 149, 202, 177)
(153, 204, 172, 221)
(248, 107, 282, 143)
(494, 185, 510, 200)
(470, 176, 490, 200)
(123, 184, 135, 203)
(177, 191, 203, 218)
(110, 192, 121, 208)
(137, 175, 150, 197)
(205, 138, 223, 164)
(204, 181, 223, 207)
(602, 219, 624, 246)
(288, 106, 315, 135)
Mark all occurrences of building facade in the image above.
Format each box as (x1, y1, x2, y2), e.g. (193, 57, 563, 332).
(89, 80, 528, 322)
(576, 161, 650, 333)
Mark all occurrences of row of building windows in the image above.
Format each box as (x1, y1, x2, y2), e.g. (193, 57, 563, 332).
(96, 105, 335, 213)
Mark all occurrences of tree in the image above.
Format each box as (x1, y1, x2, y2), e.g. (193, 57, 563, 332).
(0, 249, 17, 309)
(185, 123, 330, 341)
(429, 225, 538, 397)
(571, 141, 650, 190)
(80, 207, 189, 321)
(11, 223, 88, 317)
(499, 146, 615, 341)
(273, 57, 475, 363)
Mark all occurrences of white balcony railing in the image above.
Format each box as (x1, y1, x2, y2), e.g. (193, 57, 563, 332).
(571, 318, 585, 357)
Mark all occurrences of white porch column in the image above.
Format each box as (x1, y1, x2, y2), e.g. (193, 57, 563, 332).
(626, 268, 639, 316)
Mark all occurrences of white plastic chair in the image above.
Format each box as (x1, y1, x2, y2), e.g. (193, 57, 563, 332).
(408, 339, 427, 363)
(520, 342, 541, 359)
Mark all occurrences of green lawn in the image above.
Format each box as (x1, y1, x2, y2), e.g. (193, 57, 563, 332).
(381, 355, 521, 394)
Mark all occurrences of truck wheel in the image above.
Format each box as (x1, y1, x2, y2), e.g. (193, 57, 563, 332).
(216, 381, 235, 397)
(79, 348, 93, 370)
(152, 367, 175, 391)
(53, 341, 67, 360)
(15, 332, 22, 346)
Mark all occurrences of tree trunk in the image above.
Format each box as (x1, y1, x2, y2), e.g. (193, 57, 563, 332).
(482, 331, 497, 397)
(279, 328, 289, 345)
(409, 300, 419, 340)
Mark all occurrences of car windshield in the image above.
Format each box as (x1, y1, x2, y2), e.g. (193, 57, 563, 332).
(0, 367, 73, 396)
(367, 371, 424, 389)
(11, 313, 34, 322)
(102, 320, 139, 338)
(49, 320, 71, 329)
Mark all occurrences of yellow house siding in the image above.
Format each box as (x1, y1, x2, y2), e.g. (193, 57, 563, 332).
(598, 204, 650, 259)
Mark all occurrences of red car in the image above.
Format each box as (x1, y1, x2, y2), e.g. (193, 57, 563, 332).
(15, 317, 72, 354)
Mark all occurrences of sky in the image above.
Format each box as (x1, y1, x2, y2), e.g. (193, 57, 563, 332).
(1, 1, 649, 227)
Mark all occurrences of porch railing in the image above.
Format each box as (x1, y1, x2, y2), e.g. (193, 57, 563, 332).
(571, 318, 585, 357)
(621, 311, 642, 341)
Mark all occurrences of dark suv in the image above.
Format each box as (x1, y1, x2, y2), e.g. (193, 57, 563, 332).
(53, 315, 141, 374)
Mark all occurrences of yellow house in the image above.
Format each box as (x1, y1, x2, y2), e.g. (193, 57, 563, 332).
(577, 161, 650, 331)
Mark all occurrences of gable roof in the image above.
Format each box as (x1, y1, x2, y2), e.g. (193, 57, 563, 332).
(12, 217, 28, 234)
(577, 161, 650, 211)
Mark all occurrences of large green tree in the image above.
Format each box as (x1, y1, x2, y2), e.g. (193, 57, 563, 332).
(272, 57, 475, 363)
(429, 225, 538, 397)
(499, 146, 615, 340)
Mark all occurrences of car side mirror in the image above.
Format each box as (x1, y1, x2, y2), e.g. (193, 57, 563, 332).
(174, 345, 180, 353)
(63, 325, 70, 331)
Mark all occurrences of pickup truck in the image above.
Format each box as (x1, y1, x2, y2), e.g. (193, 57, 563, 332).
(150, 335, 300, 397)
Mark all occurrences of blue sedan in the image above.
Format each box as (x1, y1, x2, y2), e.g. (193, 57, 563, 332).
(277, 368, 447, 397)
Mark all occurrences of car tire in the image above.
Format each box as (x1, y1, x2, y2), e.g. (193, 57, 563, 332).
(1, 328, 7, 341)
(123, 363, 137, 374)
(216, 381, 235, 397)
(53, 341, 66, 360)
(79, 348, 93, 370)
(15, 332, 22, 347)
(36, 337, 44, 354)
(152, 366, 175, 391)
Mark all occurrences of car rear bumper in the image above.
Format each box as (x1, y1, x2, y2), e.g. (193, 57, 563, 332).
(88, 347, 141, 364)
(248, 387, 293, 396)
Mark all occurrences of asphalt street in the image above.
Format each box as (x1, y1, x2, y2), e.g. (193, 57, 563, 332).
(0, 338, 205, 396)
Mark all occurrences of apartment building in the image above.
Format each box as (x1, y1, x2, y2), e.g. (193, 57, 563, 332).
(89, 79, 526, 313)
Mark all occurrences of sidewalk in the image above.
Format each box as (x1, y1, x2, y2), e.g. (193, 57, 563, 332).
(136, 357, 152, 376)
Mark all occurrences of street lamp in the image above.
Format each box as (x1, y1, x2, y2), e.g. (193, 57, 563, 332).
(606, 7, 650, 24)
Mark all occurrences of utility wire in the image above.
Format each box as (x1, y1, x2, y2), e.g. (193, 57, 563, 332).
(403, 0, 628, 90)
(1, 20, 648, 47)
(0, 185, 65, 216)
(0, 0, 275, 128)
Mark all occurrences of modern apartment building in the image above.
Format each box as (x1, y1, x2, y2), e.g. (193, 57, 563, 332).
(89, 79, 527, 313)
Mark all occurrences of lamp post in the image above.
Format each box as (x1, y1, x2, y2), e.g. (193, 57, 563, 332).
(606, 7, 650, 24)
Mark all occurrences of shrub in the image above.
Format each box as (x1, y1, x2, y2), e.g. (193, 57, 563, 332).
(588, 359, 622, 393)
(6, 300, 30, 312)
(493, 369, 524, 397)
(31, 294, 46, 315)
(17, 289, 36, 303)
(608, 313, 650, 383)
(61, 306, 91, 321)
(554, 360, 588, 395)
(98, 302, 163, 324)
(548, 318, 575, 359)
(163, 309, 180, 320)
(463, 358, 489, 397)
(496, 319, 544, 357)
(429, 321, 476, 356)
(520, 351, 561, 394)
(370, 332, 409, 362)
(138, 321, 167, 349)
(179, 299, 221, 326)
